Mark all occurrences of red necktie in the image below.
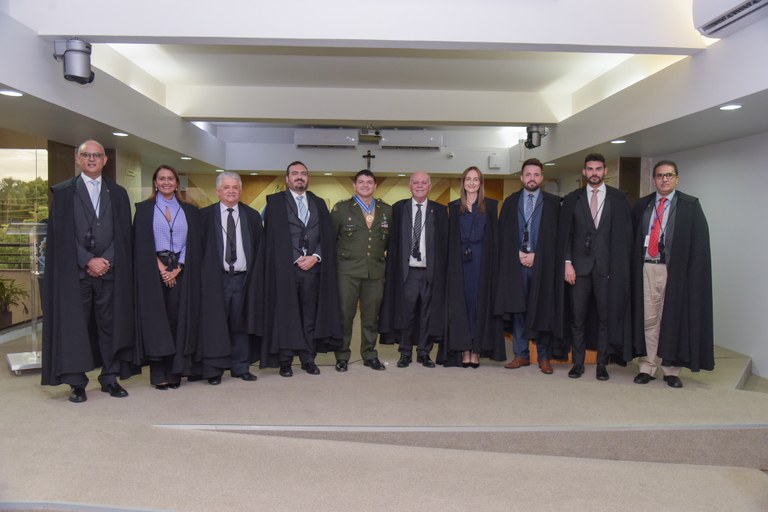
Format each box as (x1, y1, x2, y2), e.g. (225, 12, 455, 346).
(647, 198, 667, 258)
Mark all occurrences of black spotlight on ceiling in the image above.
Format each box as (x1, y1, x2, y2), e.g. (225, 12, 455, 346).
(524, 124, 549, 149)
(53, 39, 95, 85)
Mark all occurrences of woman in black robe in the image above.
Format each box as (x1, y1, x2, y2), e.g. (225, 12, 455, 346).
(134, 165, 201, 389)
(442, 166, 505, 367)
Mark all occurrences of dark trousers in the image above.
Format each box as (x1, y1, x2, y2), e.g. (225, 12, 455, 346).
(512, 266, 549, 361)
(335, 273, 384, 362)
(400, 267, 433, 357)
(61, 276, 118, 387)
(569, 271, 609, 365)
(223, 272, 250, 375)
(149, 276, 183, 386)
(279, 267, 319, 366)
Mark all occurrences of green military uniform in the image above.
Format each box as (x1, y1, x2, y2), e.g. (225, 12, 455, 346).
(331, 195, 392, 363)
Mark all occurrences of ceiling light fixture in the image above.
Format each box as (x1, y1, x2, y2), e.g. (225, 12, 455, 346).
(112, 132, 128, 137)
(544, 162, 555, 166)
(719, 104, 742, 111)
(180, 156, 192, 160)
(0, 90, 23, 97)
(611, 139, 627, 144)
(250, 172, 259, 176)
(215, 169, 224, 173)
(324, 172, 333, 176)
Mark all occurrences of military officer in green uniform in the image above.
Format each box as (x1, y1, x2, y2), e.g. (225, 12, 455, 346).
(331, 169, 392, 372)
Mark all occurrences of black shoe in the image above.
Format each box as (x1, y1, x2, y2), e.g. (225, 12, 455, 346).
(397, 353, 412, 368)
(154, 384, 169, 390)
(279, 365, 293, 377)
(231, 371, 257, 381)
(68, 386, 87, 403)
(663, 375, 684, 388)
(335, 361, 348, 372)
(568, 364, 584, 378)
(596, 365, 610, 381)
(100, 382, 128, 398)
(364, 358, 386, 371)
(301, 362, 321, 375)
(634, 372, 656, 384)
(417, 355, 436, 368)
(168, 382, 181, 389)
(207, 375, 222, 385)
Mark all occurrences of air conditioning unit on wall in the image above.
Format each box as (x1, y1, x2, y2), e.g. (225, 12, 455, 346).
(294, 128, 358, 148)
(693, 0, 768, 37)
(379, 130, 443, 150)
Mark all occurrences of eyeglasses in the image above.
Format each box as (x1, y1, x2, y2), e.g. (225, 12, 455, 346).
(79, 152, 104, 160)
(654, 173, 677, 181)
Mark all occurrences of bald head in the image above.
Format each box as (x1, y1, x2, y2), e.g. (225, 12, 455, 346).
(409, 172, 431, 203)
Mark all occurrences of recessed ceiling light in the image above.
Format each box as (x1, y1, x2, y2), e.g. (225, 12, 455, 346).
(611, 139, 627, 144)
(324, 172, 333, 176)
(215, 169, 224, 173)
(112, 132, 128, 137)
(180, 156, 192, 160)
(544, 162, 555, 166)
(0, 90, 23, 97)
(250, 172, 259, 176)
(719, 104, 742, 111)
(397, 174, 406, 177)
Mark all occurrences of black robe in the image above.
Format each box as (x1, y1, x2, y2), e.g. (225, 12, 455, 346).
(42, 176, 137, 385)
(379, 198, 448, 344)
(197, 202, 263, 374)
(252, 191, 341, 367)
(554, 186, 632, 362)
(133, 199, 201, 375)
(495, 190, 560, 343)
(629, 191, 714, 371)
(441, 198, 505, 365)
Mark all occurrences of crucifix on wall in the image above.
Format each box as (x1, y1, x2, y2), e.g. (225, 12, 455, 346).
(362, 150, 376, 171)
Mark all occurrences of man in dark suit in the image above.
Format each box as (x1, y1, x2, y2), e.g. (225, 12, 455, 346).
(42, 140, 136, 402)
(379, 172, 448, 368)
(558, 153, 632, 381)
(196, 172, 262, 384)
(630, 160, 714, 388)
(256, 161, 341, 377)
(497, 158, 560, 374)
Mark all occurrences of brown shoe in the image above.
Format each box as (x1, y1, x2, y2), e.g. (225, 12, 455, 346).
(504, 357, 530, 369)
(539, 359, 554, 374)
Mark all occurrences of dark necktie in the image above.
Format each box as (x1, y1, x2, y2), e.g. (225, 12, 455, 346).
(411, 203, 422, 261)
(647, 198, 667, 259)
(226, 207, 237, 272)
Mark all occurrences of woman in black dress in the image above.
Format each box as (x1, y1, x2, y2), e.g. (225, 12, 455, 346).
(443, 166, 505, 367)
(134, 165, 201, 389)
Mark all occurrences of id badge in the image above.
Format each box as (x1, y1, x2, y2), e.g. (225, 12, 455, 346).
(643, 235, 650, 248)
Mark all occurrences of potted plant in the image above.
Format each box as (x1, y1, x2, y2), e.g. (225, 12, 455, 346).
(0, 277, 29, 329)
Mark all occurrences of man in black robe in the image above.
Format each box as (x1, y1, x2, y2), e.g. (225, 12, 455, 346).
(496, 158, 560, 374)
(630, 160, 714, 388)
(379, 172, 448, 368)
(255, 161, 341, 376)
(196, 172, 262, 384)
(42, 140, 136, 403)
(556, 153, 632, 381)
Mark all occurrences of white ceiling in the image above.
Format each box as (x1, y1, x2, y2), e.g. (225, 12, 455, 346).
(1, 0, 767, 179)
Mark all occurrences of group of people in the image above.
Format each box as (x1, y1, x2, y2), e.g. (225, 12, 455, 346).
(41, 140, 714, 403)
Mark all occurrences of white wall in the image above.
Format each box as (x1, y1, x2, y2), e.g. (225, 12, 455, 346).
(661, 130, 768, 376)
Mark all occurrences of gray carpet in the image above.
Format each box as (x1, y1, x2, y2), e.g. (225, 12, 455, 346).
(2, 327, 768, 511)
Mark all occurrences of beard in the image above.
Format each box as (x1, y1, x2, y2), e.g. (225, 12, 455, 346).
(523, 181, 540, 192)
